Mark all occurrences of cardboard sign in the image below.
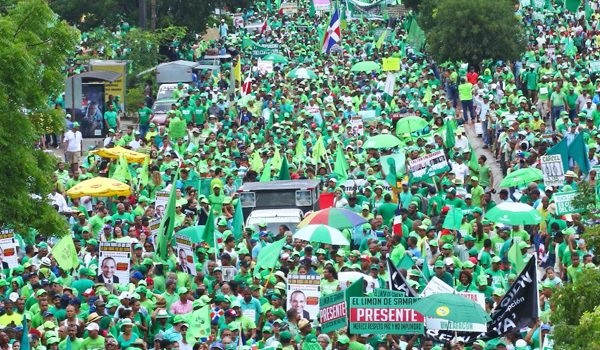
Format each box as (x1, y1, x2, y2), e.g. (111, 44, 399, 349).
(319, 290, 347, 333)
(382, 57, 401, 71)
(541, 155, 565, 187)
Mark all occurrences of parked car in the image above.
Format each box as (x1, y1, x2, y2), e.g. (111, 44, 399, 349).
(156, 83, 190, 101)
(245, 208, 304, 234)
(150, 98, 176, 125)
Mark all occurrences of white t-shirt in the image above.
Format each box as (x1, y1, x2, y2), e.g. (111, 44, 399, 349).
(63, 130, 82, 152)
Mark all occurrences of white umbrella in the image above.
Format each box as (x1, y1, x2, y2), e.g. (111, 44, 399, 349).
(292, 224, 350, 245)
(484, 202, 542, 225)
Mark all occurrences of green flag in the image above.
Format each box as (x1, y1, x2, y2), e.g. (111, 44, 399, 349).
(546, 137, 569, 172)
(385, 157, 397, 187)
(260, 158, 273, 182)
(201, 209, 216, 248)
(21, 314, 30, 350)
(345, 277, 365, 313)
(565, 0, 581, 12)
(445, 120, 456, 149)
(375, 29, 388, 49)
(232, 199, 244, 240)
(568, 132, 590, 174)
(508, 240, 525, 273)
(295, 132, 306, 159)
(112, 154, 132, 183)
(333, 146, 348, 182)
(442, 207, 463, 231)
(184, 305, 211, 342)
(255, 238, 287, 272)
(278, 156, 291, 180)
(138, 156, 150, 188)
(156, 174, 179, 260)
(266, 0, 272, 12)
(398, 254, 414, 271)
(51, 235, 79, 271)
(309, 0, 316, 17)
(312, 135, 326, 163)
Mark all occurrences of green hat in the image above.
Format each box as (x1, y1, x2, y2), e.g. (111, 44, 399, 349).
(493, 288, 506, 296)
(442, 243, 453, 250)
(463, 235, 476, 242)
(337, 335, 351, 344)
(280, 331, 293, 342)
(434, 260, 444, 268)
(177, 287, 189, 295)
(491, 256, 502, 263)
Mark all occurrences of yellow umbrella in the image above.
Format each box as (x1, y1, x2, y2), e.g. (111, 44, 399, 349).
(66, 177, 131, 198)
(91, 146, 147, 163)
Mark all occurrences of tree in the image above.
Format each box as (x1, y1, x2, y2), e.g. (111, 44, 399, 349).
(551, 269, 600, 350)
(423, 0, 526, 65)
(0, 0, 78, 236)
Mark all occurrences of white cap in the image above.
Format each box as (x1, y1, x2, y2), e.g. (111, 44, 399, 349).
(444, 257, 454, 266)
(9, 292, 19, 302)
(41, 257, 52, 266)
(86, 322, 99, 331)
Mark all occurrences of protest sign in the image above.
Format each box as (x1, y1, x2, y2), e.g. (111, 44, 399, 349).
(313, 0, 331, 10)
(385, 5, 408, 18)
(175, 234, 196, 276)
(98, 242, 131, 284)
(0, 229, 18, 269)
(222, 266, 237, 281)
(287, 274, 321, 320)
(339, 271, 378, 292)
(155, 190, 169, 217)
(233, 13, 244, 28)
(257, 59, 274, 74)
(540, 155, 565, 187)
(357, 110, 376, 121)
(553, 191, 583, 215)
(408, 150, 449, 181)
(542, 334, 554, 350)
(149, 218, 161, 245)
(457, 292, 486, 309)
(251, 43, 281, 57)
(350, 116, 364, 135)
(382, 57, 401, 71)
(348, 297, 424, 334)
(342, 179, 393, 194)
(319, 290, 348, 333)
(420, 276, 454, 297)
(346, 0, 387, 20)
(425, 318, 487, 332)
(373, 288, 406, 298)
(590, 60, 600, 73)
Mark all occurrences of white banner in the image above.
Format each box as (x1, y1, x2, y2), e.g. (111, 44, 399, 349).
(174, 234, 196, 276)
(408, 150, 449, 180)
(540, 155, 565, 187)
(342, 179, 393, 194)
(98, 242, 131, 285)
(287, 274, 321, 320)
(0, 229, 19, 269)
(420, 276, 454, 297)
(257, 59, 274, 74)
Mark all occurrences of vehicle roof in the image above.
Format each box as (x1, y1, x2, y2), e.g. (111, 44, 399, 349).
(239, 180, 321, 191)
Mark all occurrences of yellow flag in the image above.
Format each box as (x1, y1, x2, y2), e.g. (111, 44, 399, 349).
(51, 235, 79, 271)
(234, 59, 242, 83)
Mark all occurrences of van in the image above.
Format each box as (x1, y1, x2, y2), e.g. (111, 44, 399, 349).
(156, 83, 190, 101)
(245, 208, 304, 233)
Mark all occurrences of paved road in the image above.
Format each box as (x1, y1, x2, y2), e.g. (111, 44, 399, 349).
(464, 123, 504, 195)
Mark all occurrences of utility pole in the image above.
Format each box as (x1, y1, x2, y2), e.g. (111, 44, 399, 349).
(139, 0, 147, 29)
(151, 0, 157, 31)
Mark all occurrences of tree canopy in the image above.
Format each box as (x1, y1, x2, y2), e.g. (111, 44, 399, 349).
(422, 0, 526, 65)
(0, 0, 78, 236)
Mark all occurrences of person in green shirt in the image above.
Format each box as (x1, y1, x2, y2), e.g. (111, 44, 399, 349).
(458, 77, 475, 123)
(136, 102, 153, 137)
(565, 86, 579, 120)
(376, 193, 397, 226)
(80, 323, 105, 350)
(550, 85, 567, 129)
(103, 104, 119, 130)
(469, 176, 485, 207)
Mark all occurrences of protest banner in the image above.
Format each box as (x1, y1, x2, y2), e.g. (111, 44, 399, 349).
(540, 155, 565, 187)
(251, 43, 281, 57)
(281, 2, 299, 14)
(357, 110, 376, 122)
(408, 150, 449, 181)
(0, 229, 18, 269)
(382, 57, 401, 71)
(553, 191, 583, 215)
(426, 318, 487, 332)
(313, 0, 332, 10)
(373, 288, 406, 298)
(542, 334, 554, 350)
(346, 0, 387, 20)
(348, 297, 424, 334)
(350, 116, 364, 135)
(155, 190, 170, 217)
(233, 13, 244, 28)
(420, 277, 455, 297)
(385, 5, 408, 18)
(98, 242, 131, 284)
(319, 290, 347, 333)
(175, 234, 196, 276)
(342, 179, 393, 194)
(287, 274, 321, 320)
(257, 59, 274, 74)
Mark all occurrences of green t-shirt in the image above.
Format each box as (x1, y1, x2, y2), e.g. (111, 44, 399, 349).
(458, 83, 473, 101)
(104, 110, 118, 128)
(138, 107, 153, 125)
(80, 336, 105, 350)
(377, 202, 397, 226)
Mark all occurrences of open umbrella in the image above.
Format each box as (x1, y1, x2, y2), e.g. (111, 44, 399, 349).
(499, 168, 543, 188)
(263, 53, 288, 64)
(177, 225, 206, 244)
(484, 202, 542, 225)
(410, 293, 491, 324)
(298, 208, 367, 229)
(286, 67, 318, 80)
(293, 225, 350, 245)
(66, 177, 131, 198)
(351, 61, 381, 73)
(395, 116, 429, 136)
(91, 146, 147, 163)
(363, 134, 402, 149)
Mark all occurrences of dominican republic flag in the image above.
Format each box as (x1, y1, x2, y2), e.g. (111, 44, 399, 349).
(321, 8, 341, 53)
(260, 17, 271, 34)
(392, 215, 403, 236)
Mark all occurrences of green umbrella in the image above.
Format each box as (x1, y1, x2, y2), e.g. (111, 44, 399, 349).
(177, 225, 206, 244)
(411, 293, 491, 324)
(263, 53, 288, 64)
(395, 116, 429, 136)
(499, 168, 543, 188)
(363, 134, 402, 149)
(293, 224, 350, 245)
(484, 202, 542, 225)
(286, 67, 318, 80)
(350, 60, 382, 73)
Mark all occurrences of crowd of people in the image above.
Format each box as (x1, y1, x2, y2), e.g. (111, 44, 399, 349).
(12, 0, 600, 350)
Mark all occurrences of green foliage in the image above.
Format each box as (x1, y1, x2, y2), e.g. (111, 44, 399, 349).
(571, 306, 600, 350)
(416, 0, 439, 31)
(551, 269, 600, 350)
(572, 181, 599, 219)
(121, 26, 186, 74)
(423, 0, 526, 65)
(126, 87, 146, 115)
(403, 0, 420, 11)
(0, 0, 77, 237)
(582, 225, 600, 260)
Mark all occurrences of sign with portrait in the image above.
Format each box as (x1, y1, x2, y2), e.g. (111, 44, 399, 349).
(175, 234, 196, 276)
(287, 274, 321, 320)
(98, 242, 131, 285)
